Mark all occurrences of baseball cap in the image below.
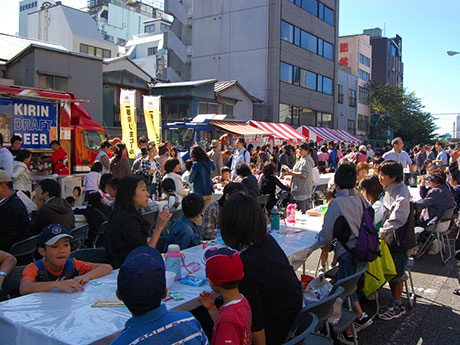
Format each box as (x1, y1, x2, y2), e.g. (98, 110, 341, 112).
(117, 246, 166, 311)
(204, 247, 244, 286)
(0, 170, 12, 183)
(359, 145, 367, 152)
(37, 224, 73, 247)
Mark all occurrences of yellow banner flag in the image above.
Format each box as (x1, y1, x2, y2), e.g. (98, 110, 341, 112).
(120, 89, 138, 159)
(143, 95, 162, 146)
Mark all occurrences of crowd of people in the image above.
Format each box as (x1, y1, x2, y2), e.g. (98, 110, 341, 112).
(1, 131, 460, 345)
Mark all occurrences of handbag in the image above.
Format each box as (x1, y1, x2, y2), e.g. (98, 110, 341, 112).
(363, 240, 397, 296)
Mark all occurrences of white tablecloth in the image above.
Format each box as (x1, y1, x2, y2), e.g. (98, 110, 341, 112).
(318, 173, 334, 186)
(0, 214, 322, 345)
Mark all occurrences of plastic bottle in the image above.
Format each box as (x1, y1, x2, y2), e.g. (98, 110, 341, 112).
(215, 230, 224, 245)
(271, 206, 280, 230)
(166, 244, 182, 280)
(286, 203, 296, 223)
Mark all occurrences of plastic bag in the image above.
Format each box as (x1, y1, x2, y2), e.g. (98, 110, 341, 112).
(304, 275, 333, 304)
(328, 297, 343, 325)
(363, 240, 397, 296)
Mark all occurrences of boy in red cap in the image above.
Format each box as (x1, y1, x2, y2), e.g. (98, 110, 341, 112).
(199, 247, 252, 345)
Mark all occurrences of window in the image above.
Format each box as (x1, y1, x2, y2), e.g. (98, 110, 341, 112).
(324, 5, 334, 25)
(280, 62, 293, 83)
(293, 66, 301, 86)
(289, 0, 334, 25)
(359, 53, 370, 67)
(338, 84, 344, 103)
(349, 89, 357, 107)
(79, 43, 111, 58)
(358, 69, 370, 82)
(38, 73, 68, 92)
(358, 114, 369, 133)
(391, 44, 397, 57)
(347, 120, 356, 134)
(160, 24, 168, 32)
(279, 103, 292, 124)
(145, 24, 155, 33)
(317, 112, 332, 128)
(305, 71, 317, 90)
(302, 0, 318, 16)
(358, 86, 369, 104)
(148, 47, 157, 56)
(280, 21, 333, 60)
(83, 130, 107, 152)
(294, 27, 301, 46)
(301, 30, 317, 53)
(317, 75, 323, 92)
(322, 77, 332, 95)
(223, 104, 233, 116)
(281, 21, 293, 43)
(323, 41, 333, 60)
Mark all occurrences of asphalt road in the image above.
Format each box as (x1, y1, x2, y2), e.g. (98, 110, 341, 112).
(299, 243, 460, 345)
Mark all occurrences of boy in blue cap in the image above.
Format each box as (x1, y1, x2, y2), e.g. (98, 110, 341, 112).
(20, 224, 113, 295)
(111, 246, 208, 345)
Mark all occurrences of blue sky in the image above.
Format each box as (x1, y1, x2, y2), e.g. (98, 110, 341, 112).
(339, 0, 460, 135)
(1, 0, 459, 134)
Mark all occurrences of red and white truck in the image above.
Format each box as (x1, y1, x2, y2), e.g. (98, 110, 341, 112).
(0, 85, 108, 173)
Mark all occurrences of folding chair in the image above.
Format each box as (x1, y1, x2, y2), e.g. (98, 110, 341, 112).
(9, 235, 40, 265)
(69, 248, 106, 263)
(70, 224, 89, 251)
(303, 286, 344, 337)
(404, 257, 416, 308)
(93, 220, 108, 248)
(328, 267, 367, 345)
(0, 265, 26, 300)
(283, 312, 321, 345)
(256, 194, 270, 214)
(416, 208, 454, 263)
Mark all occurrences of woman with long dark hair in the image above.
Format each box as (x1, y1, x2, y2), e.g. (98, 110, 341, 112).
(201, 182, 247, 240)
(105, 176, 171, 268)
(110, 142, 132, 178)
(259, 161, 290, 211)
(220, 193, 302, 345)
(189, 145, 216, 208)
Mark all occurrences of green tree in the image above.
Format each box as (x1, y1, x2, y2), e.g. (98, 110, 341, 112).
(368, 80, 437, 145)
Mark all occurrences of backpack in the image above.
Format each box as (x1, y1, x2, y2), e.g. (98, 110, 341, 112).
(333, 197, 380, 262)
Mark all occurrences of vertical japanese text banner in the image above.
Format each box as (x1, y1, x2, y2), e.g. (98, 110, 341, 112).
(143, 95, 161, 146)
(120, 89, 138, 159)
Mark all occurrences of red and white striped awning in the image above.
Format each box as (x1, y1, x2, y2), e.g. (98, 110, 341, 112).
(248, 120, 307, 143)
(298, 126, 362, 143)
(210, 120, 272, 136)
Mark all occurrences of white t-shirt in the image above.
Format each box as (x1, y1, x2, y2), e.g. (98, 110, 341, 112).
(162, 172, 188, 197)
(83, 172, 101, 193)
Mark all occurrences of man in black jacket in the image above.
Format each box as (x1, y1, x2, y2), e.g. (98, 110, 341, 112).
(0, 170, 30, 251)
(30, 179, 75, 235)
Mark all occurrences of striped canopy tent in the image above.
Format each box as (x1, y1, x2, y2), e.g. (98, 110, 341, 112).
(298, 126, 362, 144)
(209, 120, 273, 144)
(248, 120, 307, 145)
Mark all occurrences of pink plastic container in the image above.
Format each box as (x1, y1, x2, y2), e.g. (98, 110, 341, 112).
(286, 204, 296, 223)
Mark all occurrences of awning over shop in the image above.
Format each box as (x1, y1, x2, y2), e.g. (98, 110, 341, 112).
(248, 120, 307, 143)
(210, 120, 273, 137)
(298, 126, 363, 143)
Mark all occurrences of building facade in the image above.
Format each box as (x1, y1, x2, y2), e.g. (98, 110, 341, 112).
(186, 0, 338, 126)
(27, 3, 118, 59)
(338, 34, 372, 138)
(363, 27, 403, 88)
(336, 64, 358, 134)
(19, 0, 56, 37)
(87, 0, 167, 46)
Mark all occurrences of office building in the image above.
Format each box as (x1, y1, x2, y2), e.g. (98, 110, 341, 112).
(338, 34, 372, 137)
(186, 0, 338, 126)
(363, 27, 403, 88)
(19, 0, 56, 37)
(336, 64, 358, 134)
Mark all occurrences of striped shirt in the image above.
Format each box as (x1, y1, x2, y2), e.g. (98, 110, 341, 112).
(111, 304, 208, 345)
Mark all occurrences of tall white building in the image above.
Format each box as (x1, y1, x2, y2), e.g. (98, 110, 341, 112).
(27, 3, 118, 58)
(455, 115, 460, 139)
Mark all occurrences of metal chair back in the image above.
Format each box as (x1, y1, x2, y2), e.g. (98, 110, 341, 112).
(69, 248, 107, 263)
(70, 224, 89, 251)
(9, 235, 40, 265)
(283, 312, 318, 345)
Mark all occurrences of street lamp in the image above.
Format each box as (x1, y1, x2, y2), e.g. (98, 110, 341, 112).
(447, 51, 460, 56)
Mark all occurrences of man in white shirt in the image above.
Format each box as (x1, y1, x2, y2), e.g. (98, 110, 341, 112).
(0, 133, 13, 177)
(134, 136, 149, 160)
(231, 138, 250, 179)
(382, 137, 412, 169)
(366, 144, 374, 160)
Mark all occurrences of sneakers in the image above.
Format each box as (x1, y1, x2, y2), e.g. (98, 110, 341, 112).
(378, 303, 406, 321)
(337, 332, 355, 345)
(354, 312, 373, 332)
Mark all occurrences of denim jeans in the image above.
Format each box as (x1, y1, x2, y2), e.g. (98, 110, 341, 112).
(335, 252, 366, 304)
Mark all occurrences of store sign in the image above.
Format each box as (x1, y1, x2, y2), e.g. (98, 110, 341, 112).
(20, 1, 38, 12)
(0, 98, 57, 149)
(120, 89, 138, 159)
